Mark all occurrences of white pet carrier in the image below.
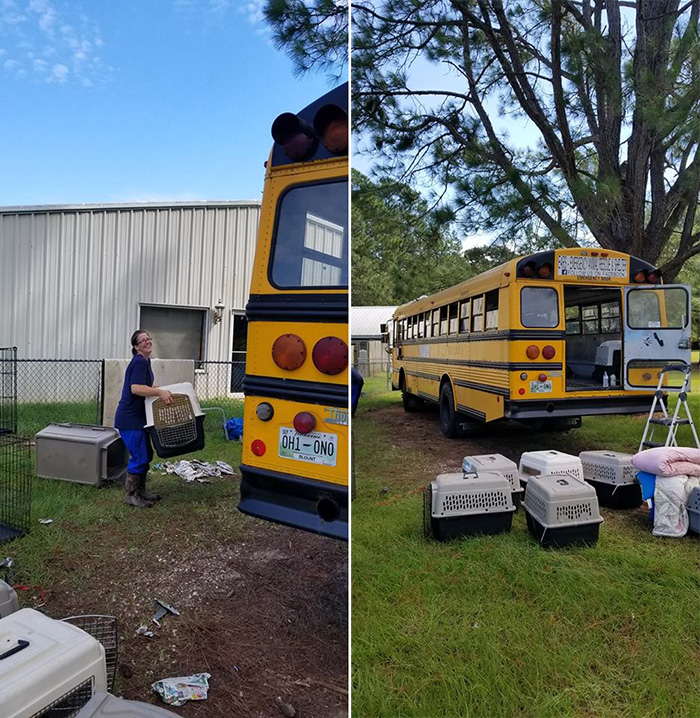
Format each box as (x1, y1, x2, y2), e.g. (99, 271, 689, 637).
(579, 450, 642, 509)
(463, 453, 521, 505)
(522, 474, 603, 548)
(518, 450, 583, 496)
(0, 608, 107, 718)
(0, 579, 18, 620)
(75, 692, 180, 717)
(425, 471, 515, 541)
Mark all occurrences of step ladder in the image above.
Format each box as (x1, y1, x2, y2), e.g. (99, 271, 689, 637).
(638, 364, 700, 453)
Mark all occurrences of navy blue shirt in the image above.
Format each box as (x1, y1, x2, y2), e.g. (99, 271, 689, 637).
(114, 354, 154, 430)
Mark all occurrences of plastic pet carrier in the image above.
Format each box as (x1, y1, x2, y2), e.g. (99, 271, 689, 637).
(518, 450, 583, 497)
(35, 424, 128, 487)
(579, 450, 642, 509)
(75, 692, 180, 717)
(463, 453, 522, 506)
(688, 487, 700, 535)
(0, 579, 18, 620)
(145, 382, 205, 459)
(522, 474, 603, 548)
(424, 471, 515, 541)
(0, 607, 107, 718)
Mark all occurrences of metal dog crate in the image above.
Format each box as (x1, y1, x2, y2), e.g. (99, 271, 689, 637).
(145, 382, 205, 459)
(0, 435, 31, 544)
(522, 474, 603, 549)
(0, 347, 17, 436)
(579, 450, 642, 509)
(0, 579, 18, 620)
(35, 424, 128, 487)
(518, 450, 584, 497)
(60, 615, 117, 693)
(0, 608, 107, 718)
(463, 453, 522, 506)
(688, 487, 700, 535)
(75, 692, 180, 717)
(424, 471, 515, 541)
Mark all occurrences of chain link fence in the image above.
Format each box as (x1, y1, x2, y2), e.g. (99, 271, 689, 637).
(13, 359, 245, 440)
(352, 359, 393, 396)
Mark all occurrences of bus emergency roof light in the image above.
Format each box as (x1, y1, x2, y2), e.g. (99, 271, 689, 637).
(537, 263, 553, 279)
(520, 261, 536, 278)
(647, 270, 661, 284)
(633, 269, 647, 283)
(271, 112, 318, 161)
(313, 104, 348, 155)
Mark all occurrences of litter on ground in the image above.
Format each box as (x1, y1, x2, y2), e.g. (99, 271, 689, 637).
(153, 598, 180, 623)
(152, 672, 211, 706)
(38, 518, 53, 525)
(159, 460, 234, 482)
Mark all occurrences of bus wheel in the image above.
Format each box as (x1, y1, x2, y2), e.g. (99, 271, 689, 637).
(439, 383, 460, 438)
(402, 391, 423, 412)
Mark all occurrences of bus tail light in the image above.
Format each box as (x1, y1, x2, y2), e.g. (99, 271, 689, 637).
(271, 113, 317, 161)
(538, 373, 547, 382)
(251, 440, 266, 456)
(542, 345, 556, 360)
(272, 334, 307, 371)
(312, 337, 348, 375)
(256, 402, 274, 421)
(526, 345, 540, 359)
(293, 412, 316, 434)
(313, 104, 348, 154)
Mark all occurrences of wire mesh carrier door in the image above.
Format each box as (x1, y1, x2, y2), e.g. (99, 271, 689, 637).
(149, 393, 205, 458)
(60, 615, 118, 693)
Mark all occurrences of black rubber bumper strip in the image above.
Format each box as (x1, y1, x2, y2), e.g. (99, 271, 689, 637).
(239, 463, 348, 540)
(246, 293, 348, 323)
(243, 375, 348, 408)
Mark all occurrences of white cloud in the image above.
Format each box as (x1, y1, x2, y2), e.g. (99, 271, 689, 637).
(3, 58, 18, 69)
(50, 62, 67, 83)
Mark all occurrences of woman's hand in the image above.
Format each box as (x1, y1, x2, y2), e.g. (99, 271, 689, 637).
(158, 389, 174, 405)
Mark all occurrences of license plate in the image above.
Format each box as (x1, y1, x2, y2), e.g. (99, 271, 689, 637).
(278, 427, 338, 467)
(530, 380, 552, 394)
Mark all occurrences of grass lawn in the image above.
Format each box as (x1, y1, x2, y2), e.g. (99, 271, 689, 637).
(352, 374, 700, 718)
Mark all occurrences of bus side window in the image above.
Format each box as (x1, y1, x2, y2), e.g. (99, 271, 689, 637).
(485, 290, 499, 330)
(459, 300, 470, 333)
(432, 309, 439, 337)
(440, 306, 448, 335)
(565, 306, 581, 334)
(424, 312, 430, 338)
(472, 295, 484, 332)
(582, 305, 599, 334)
(601, 301, 620, 333)
(417, 313, 423, 339)
(449, 302, 458, 334)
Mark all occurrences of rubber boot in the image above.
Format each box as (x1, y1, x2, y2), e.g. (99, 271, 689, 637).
(138, 472, 161, 502)
(124, 473, 152, 508)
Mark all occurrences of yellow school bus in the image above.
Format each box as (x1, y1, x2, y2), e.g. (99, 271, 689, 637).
(392, 248, 691, 437)
(238, 84, 348, 539)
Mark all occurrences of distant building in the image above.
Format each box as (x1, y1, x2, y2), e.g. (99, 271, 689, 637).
(0, 200, 260, 366)
(351, 305, 396, 377)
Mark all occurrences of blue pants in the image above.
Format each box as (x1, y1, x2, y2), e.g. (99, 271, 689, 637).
(120, 430, 153, 475)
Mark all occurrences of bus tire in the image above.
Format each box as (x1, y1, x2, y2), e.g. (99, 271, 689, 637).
(402, 391, 423, 412)
(439, 383, 460, 438)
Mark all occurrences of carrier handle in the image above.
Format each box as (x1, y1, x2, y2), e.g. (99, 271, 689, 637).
(0, 638, 29, 660)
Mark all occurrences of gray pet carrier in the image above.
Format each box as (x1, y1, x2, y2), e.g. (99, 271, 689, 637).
(688, 487, 700, 535)
(463, 453, 522, 506)
(579, 450, 642, 509)
(424, 471, 515, 541)
(522, 473, 603, 548)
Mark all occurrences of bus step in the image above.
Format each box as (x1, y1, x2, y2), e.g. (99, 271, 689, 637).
(641, 441, 666, 448)
(648, 417, 691, 426)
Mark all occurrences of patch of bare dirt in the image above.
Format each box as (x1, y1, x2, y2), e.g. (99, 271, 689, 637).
(38, 515, 347, 717)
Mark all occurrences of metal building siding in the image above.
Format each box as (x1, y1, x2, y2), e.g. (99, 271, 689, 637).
(0, 202, 260, 360)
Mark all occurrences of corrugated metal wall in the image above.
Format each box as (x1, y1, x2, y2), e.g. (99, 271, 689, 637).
(0, 201, 260, 360)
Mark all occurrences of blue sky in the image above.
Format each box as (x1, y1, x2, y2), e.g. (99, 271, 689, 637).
(0, 0, 343, 206)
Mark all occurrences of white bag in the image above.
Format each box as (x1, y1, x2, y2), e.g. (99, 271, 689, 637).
(652, 475, 700, 538)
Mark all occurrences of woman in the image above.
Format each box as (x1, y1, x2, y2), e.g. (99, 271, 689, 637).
(114, 330, 173, 508)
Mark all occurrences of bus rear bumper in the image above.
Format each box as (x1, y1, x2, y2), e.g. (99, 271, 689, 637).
(504, 395, 655, 419)
(238, 464, 348, 541)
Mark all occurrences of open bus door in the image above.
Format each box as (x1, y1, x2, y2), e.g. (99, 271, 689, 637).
(623, 285, 692, 391)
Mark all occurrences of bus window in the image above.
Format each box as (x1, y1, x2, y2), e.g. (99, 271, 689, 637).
(432, 309, 439, 337)
(627, 291, 661, 328)
(449, 302, 458, 334)
(440, 306, 448, 335)
(459, 300, 470, 333)
(485, 290, 499, 330)
(423, 312, 430, 338)
(472, 296, 484, 332)
(521, 287, 558, 328)
(270, 180, 348, 288)
(565, 306, 581, 334)
(582, 305, 599, 334)
(601, 301, 621, 333)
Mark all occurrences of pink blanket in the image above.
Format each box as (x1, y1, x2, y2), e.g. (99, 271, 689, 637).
(632, 447, 700, 477)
